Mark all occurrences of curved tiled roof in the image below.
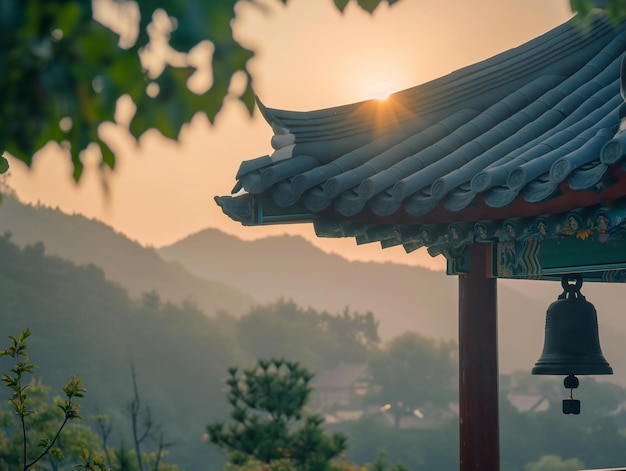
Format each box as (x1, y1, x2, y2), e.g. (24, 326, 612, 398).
(216, 13, 626, 271)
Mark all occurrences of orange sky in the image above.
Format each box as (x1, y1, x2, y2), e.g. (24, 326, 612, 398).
(3, 0, 573, 270)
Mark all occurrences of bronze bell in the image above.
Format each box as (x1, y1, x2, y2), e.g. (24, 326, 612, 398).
(532, 274, 612, 376)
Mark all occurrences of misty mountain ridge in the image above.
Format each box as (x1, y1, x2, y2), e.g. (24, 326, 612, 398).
(159, 229, 626, 380)
(0, 194, 254, 316)
(2, 193, 625, 380)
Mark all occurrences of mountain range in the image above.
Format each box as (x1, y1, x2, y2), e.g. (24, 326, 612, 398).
(0, 195, 254, 316)
(1, 193, 624, 379)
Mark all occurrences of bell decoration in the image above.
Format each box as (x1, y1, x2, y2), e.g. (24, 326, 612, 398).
(532, 274, 612, 414)
(532, 274, 612, 376)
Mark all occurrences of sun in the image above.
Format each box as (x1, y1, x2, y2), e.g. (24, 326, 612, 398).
(363, 77, 396, 101)
(372, 88, 394, 101)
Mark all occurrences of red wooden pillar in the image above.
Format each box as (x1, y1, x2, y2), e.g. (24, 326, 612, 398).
(458, 243, 500, 471)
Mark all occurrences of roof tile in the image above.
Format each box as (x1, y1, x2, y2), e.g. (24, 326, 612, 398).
(217, 13, 626, 263)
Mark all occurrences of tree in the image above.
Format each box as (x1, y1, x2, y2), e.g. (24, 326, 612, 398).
(127, 364, 178, 471)
(0, 232, 240, 469)
(0, 0, 399, 181)
(366, 332, 456, 428)
(524, 454, 585, 471)
(217, 451, 409, 471)
(337, 415, 458, 471)
(206, 358, 348, 471)
(0, 382, 104, 471)
(236, 299, 379, 372)
(0, 1, 621, 182)
(0, 328, 106, 470)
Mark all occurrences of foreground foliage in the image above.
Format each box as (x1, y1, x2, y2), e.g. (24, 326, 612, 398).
(0, 328, 187, 471)
(207, 359, 348, 471)
(218, 450, 408, 471)
(524, 454, 585, 471)
(0, 328, 105, 470)
(0, 0, 399, 180)
(0, 0, 621, 181)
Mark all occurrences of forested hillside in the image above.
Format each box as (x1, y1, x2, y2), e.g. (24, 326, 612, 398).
(0, 234, 382, 469)
(0, 194, 254, 317)
(0, 233, 236, 469)
(3, 233, 626, 470)
(2, 194, 625, 379)
(160, 228, 626, 379)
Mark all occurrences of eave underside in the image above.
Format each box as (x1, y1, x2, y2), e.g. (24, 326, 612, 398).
(215, 191, 626, 281)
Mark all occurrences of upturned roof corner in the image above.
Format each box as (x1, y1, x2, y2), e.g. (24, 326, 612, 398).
(217, 11, 626, 279)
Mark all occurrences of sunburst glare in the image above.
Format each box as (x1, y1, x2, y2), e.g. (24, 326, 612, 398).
(363, 76, 397, 101)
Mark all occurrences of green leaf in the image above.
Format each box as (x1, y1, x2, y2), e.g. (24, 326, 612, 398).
(0, 155, 8, 174)
(357, 0, 383, 13)
(334, 0, 350, 12)
(19, 328, 31, 342)
(240, 76, 256, 117)
(38, 437, 52, 449)
(605, 0, 626, 22)
(570, 0, 594, 17)
(49, 446, 65, 460)
(97, 139, 115, 170)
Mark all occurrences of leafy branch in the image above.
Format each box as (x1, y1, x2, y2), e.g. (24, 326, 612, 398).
(0, 328, 87, 470)
(0, 0, 402, 181)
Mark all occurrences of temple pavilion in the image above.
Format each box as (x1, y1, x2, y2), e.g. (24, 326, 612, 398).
(217, 10, 626, 471)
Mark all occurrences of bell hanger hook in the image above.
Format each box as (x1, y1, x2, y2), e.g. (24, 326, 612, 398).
(559, 273, 584, 300)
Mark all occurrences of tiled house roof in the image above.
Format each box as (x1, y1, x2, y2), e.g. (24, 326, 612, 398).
(312, 362, 369, 390)
(217, 13, 626, 277)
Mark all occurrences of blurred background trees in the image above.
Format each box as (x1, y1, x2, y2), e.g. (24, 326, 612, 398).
(236, 300, 379, 372)
(366, 332, 456, 428)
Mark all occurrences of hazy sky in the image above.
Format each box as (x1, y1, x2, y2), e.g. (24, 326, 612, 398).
(3, 0, 573, 270)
